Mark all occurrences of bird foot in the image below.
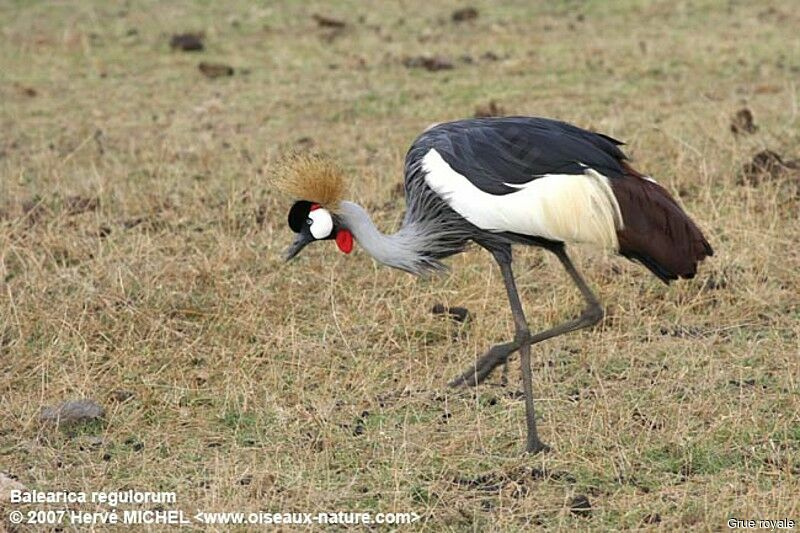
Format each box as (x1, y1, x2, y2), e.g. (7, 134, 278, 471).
(525, 439, 551, 455)
(448, 341, 519, 387)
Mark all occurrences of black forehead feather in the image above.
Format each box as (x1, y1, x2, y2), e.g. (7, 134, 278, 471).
(288, 200, 314, 232)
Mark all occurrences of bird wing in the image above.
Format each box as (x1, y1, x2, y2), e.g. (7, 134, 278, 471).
(405, 117, 627, 248)
(409, 117, 627, 195)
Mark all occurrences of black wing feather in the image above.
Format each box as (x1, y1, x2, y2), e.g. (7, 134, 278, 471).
(408, 117, 628, 195)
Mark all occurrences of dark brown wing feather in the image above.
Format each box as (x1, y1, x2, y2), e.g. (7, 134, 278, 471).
(611, 163, 713, 283)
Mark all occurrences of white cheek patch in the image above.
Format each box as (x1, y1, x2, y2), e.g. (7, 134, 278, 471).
(308, 208, 334, 239)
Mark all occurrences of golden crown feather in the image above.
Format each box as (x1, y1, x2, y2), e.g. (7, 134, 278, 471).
(273, 154, 348, 213)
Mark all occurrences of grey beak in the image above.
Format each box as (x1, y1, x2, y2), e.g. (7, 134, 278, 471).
(284, 232, 314, 261)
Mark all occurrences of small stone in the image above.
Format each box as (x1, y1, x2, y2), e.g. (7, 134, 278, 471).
(198, 62, 234, 78)
(569, 494, 592, 517)
(431, 303, 470, 322)
(312, 14, 346, 28)
(642, 513, 662, 524)
(730, 108, 757, 135)
(0, 473, 28, 503)
(294, 136, 315, 150)
(40, 399, 105, 427)
(474, 100, 505, 118)
(452, 7, 478, 22)
(110, 389, 134, 402)
(402, 56, 453, 72)
(15, 84, 37, 97)
(170, 33, 204, 51)
(740, 149, 798, 185)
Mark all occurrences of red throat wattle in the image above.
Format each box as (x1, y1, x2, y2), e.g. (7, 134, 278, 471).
(336, 229, 353, 254)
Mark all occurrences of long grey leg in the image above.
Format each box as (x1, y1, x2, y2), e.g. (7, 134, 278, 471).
(491, 255, 549, 454)
(450, 247, 603, 387)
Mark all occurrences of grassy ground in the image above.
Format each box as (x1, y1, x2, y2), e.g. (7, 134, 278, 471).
(1, 0, 799, 530)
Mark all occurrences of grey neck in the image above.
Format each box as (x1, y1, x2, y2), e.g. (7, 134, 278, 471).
(338, 201, 431, 275)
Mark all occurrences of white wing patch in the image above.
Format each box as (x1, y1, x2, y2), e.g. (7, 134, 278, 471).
(421, 148, 623, 250)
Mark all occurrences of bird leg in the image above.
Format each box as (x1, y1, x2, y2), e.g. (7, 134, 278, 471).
(497, 258, 549, 455)
(449, 247, 602, 454)
(449, 342, 519, 387)
(449, 247, 603, 388)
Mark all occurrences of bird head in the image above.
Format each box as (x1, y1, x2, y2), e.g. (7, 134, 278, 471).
(284, 200, 353, 260)
(273, 154, 354, 261)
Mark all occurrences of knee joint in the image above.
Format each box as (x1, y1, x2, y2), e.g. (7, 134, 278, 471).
(514, 329, 532, 345)
(582, 304, 604, 326)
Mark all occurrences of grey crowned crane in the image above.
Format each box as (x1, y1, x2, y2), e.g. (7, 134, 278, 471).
(278, 116, 713, 454)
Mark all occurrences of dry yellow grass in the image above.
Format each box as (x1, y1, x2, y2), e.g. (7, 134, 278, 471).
(1, 0, 799, 530)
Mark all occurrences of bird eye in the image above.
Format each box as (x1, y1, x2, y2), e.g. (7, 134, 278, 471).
(306, 218, 313, 225)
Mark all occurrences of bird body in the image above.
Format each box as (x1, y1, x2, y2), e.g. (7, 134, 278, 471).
(421, 149, 623, 249)
(399, 116, 712, 281)
(279, 116, 713, 454)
